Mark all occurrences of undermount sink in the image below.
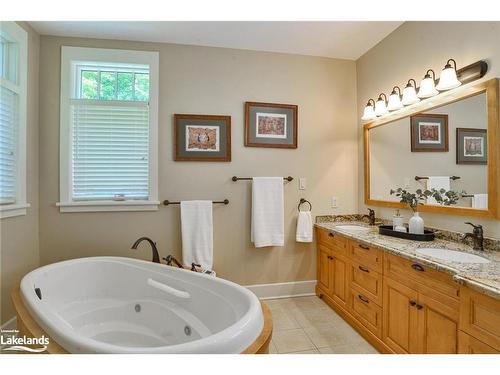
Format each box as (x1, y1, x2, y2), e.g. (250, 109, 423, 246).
(416, 248, 490, 264)
(335, 225, 371, 232)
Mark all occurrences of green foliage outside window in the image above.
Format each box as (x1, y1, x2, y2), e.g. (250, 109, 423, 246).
(80, 69, 149, 101)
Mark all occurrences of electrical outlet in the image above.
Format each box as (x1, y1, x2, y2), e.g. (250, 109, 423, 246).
(299, 178, 306, 190)
(331, 196, 338, 208)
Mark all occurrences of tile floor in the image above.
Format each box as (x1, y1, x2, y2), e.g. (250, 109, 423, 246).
(265, 296, 379, 354)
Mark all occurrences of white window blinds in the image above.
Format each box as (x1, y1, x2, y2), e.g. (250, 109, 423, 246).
(70, 100, 150, 201)
(0, 85, 18, 204)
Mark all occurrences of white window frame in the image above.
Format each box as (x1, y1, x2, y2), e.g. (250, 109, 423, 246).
(58, 46, 159, 212)
(0, 22, 28, 219)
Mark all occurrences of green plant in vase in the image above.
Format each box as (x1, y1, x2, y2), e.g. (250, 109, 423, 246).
(389, 187, 460, 234)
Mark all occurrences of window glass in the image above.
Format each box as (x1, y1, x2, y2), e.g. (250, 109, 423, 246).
(117, 72, 134, 100)
(81, 70, 98, 99)
(99, 71, 116, 100)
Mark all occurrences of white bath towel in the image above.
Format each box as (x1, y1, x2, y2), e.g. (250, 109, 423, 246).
(251, 177, 284, 248)
(180, 200, 213, 270)
(296, 211, 313, 243)
(472, 194, 488, 209)
(427, 176, 450, 204)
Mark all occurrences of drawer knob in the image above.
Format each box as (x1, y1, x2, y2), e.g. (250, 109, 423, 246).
(327, 255, 334, 260)
(416, 303, 424, 310)
(358, 294, 369, 303)
(328, 233, 334, 237)
(411, 263, 425, 272)
(409, 300, 417, 307)
(359, 244, 370, 250)
(358, 265, 370, 273)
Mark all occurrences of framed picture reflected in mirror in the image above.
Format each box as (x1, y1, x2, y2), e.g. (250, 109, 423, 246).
(410, 113, 449, 152)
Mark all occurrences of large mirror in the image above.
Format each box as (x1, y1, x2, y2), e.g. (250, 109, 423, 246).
(364, 78, 500, 219)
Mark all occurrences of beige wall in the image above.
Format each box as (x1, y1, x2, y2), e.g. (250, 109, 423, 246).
(38, 36, 358, 286)
(369, 93, 488, 205)
(357, 21, 500, 239)
(0, 22, 40, 324)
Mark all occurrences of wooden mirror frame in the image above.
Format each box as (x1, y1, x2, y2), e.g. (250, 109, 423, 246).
(364, 78, 500, 219)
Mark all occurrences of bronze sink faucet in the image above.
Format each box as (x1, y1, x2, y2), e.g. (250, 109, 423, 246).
(461, 222, 484, 251)
(362, 208, 376, 226)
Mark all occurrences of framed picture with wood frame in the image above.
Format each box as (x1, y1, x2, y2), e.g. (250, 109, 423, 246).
(174, 114, 231, 162)
(245, 102, 298, 148)
(410, 113, 449, 152)
(456, 127, 487, 165)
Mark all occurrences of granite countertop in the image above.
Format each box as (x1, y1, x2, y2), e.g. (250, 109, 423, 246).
(315, 221, 500, 299)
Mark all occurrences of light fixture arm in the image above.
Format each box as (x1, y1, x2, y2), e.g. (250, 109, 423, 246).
(406, 79, 417, 88)
(366, 98, 375, 107)
(425, 69, 436, 81)
(446, 58, 457, 70)
(391, 86, 402, 96)
(377, 93, 387, 102)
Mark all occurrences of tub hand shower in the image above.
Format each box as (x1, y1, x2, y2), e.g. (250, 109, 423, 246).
(147, 278, 191, 299)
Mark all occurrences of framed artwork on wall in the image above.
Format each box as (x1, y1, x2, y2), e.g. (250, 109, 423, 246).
(456, 127, 487, 165)
(410, 113, 449, 152)
(244, 102, 298, 148)
(174, 114, 231, 161)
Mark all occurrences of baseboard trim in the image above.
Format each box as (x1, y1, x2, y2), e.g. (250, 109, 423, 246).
(245, 280, 317, 300)
(1, 316, 16, 331)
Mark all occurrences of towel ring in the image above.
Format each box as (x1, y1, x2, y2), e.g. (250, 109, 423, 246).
(298, 198, 312, 212)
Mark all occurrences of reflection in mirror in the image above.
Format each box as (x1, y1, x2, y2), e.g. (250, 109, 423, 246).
(369, 92, 487, 209)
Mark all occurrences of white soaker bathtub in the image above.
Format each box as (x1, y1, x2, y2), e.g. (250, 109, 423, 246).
(20, 257, 264, 353)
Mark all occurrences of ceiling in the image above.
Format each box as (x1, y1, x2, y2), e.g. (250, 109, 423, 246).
(30, 21, 403, 60)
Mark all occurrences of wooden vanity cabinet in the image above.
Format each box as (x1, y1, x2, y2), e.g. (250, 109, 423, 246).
(315, 227, 499, 354)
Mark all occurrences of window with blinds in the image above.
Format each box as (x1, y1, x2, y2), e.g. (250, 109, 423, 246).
(69, 64, 150, 201)
(0, 22, 27, 217)
(0, 85, 18, 204)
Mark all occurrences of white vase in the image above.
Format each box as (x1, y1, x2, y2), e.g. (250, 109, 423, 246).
(408, 212, 424, 235)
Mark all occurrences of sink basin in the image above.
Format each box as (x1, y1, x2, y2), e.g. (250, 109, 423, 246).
(416, 248, 490, 264)
(335, 225, 371, 232)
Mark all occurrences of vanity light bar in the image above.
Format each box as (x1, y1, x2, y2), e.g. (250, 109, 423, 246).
(361, 60, 488, 122)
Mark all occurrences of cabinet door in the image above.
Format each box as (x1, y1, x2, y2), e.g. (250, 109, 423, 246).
(383, 277, 419, 353)
(416, 293, 459, 354)
(458, 331, 499, 354)
(318, 246, 332, 294)
(331, 255, 348, 308)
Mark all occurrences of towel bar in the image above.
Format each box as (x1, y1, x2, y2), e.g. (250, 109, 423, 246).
(163, 199, 229, 205)
(232, 176, 293, 182)
(415, 175, 460, 181)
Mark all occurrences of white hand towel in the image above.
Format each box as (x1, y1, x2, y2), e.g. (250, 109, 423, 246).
(296, 211, 313, 243)
(251, 177, 284, 248)
(472, 194, 488, 209)
(180, 200, 213, 270)
(427, 176, 451, 204)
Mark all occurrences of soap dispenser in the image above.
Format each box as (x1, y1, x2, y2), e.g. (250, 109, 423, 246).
(393, 209, 406, 232)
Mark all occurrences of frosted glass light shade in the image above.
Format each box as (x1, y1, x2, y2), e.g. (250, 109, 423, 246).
(436, 66, 461, 91)
(402, 85, 419, 106)
(418, 74, 438, 98)
(361, 104, 376, 121)
(375, 98, 387, 116)
(387, 92, 403, 111)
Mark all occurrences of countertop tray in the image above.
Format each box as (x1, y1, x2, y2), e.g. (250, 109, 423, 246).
(378, 225, 435, 241)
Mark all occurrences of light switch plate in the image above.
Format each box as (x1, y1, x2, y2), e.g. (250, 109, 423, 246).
(299, 178, 306, 190)
(331, 196, 338, 208)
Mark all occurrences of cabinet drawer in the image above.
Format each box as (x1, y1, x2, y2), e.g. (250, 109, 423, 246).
(317, 228, 347, 256)
(384, 253, 460, 301)
(349, 287, 383, 338)
(459, 287, 500, 351)
(349, 241, 382, 272)
(348, 261, 383, 306)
